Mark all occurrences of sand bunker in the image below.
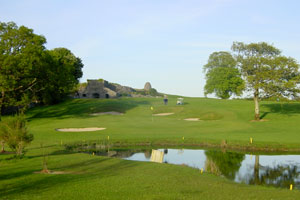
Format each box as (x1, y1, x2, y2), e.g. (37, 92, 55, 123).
(153, 113, 174, 116)
(184, 118, 201, 121)
(90, 111, 123, 116)
(56, 127, 106, 132)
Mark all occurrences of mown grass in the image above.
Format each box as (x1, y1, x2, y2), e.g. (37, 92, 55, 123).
(1, 96, 300, 199)
(26, 97, 300, 150)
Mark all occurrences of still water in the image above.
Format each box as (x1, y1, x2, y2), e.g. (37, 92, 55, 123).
(94, 148, 300, 189)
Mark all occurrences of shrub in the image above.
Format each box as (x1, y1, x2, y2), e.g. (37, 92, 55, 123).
(149, 88, 158, 96)
(0, 115, 33, 156)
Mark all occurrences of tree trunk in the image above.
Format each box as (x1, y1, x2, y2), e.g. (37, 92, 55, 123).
(1, 141, 5, 152)
(254, 89, 260, 120)
(254, 155, 260, 184)
(0, 89, 4, 121)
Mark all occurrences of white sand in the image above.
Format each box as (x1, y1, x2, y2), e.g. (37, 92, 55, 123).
(152, 113, 174, 116)
(56, 127, 106, 132)
(90, 111, 123, 116)
(184, 118, 201, 121)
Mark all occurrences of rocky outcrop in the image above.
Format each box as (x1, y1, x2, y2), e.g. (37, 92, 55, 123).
(144, 82, 152, 91)
(104, 81, 136, 94)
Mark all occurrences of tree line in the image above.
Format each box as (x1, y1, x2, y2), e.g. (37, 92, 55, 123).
(204, 42, 300, 120)
(0, 21, 83, 116)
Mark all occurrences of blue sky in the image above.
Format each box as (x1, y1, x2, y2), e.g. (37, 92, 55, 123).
(1, 0, 300, 97)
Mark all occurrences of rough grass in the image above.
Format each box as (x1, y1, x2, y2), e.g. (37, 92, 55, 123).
(1, 96, 300, 199)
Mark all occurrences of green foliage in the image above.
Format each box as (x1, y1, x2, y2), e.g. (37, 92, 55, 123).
(204, 51, 244, 99)
(0, 21, 46, 113)
(133, 88, 160, 96)
(205, 150, 245, 180)
(0, 21, 84, 110)
(35, 48, 83, 104)
(148, 88, 158, 96)
(232, 42, 300, 119)
(0, 115, 33, 156)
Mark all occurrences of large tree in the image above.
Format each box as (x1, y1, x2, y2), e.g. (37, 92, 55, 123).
(204, 51, 244, 99)
(0, 22, 46, 116)
(0, 21, 84, 114)
(34, 48, 83, 104)
(232, 42, 300, 120)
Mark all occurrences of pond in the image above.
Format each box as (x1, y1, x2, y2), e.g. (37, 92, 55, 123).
(87, 148, 300, 190)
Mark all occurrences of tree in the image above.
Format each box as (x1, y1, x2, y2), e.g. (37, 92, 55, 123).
(0, 21, 46, 117)
(0, 115, 33, 156)
(232, 42, 300, 120)
(0, 21, 84, 110)
(204, 51, 244, 99)
(34, 48, 83, 104)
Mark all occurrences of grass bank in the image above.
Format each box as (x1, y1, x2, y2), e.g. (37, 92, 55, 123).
(1, 96, 300, 199)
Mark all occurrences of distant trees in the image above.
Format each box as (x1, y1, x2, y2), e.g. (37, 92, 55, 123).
(0, 21, 83, 116)
(204, 42, 300, 120)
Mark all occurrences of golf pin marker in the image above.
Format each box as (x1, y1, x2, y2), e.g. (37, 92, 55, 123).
(201, 168, 203, 174)
(290, 184, 293, 191)
(250, 137, 253, 144)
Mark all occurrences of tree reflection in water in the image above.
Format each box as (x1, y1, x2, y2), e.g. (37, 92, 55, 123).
(204, 150, 245, 180)
(246, 155, 300, 189)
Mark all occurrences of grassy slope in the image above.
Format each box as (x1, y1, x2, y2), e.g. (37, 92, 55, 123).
(27, 97, 300, 149)
(1, 97, 300, 199)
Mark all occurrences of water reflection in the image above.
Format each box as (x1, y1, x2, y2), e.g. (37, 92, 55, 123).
(204, 150, 245, 180)
(242, 155, 300, 189)
(84, 148, 300, 189)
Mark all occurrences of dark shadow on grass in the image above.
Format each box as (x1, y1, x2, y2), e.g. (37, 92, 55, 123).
(26, 149, 76, 160)
(0, 155, 138, 198)
(27, 98, 150, 120)
(262, 103, 300, 116)
(260, 112, 269, 119)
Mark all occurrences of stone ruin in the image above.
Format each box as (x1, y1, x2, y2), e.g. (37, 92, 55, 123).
(78, 80, 159, 99)
(78, 79, 135, 99)
(144, 82, 152, 91)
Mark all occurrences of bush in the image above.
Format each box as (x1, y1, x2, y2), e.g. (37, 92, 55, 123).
(0, 115, 33, 156)
(149, 88, 158, 96)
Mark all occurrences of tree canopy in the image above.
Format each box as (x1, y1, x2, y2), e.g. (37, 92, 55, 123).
(0, 21, 83, 115)
(204, 51, 244, 99)
(0, 22, 46, 114)
(232, 42, 300, 120)
(204, 42, 300, 120)
(34, 48, 84, 104)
